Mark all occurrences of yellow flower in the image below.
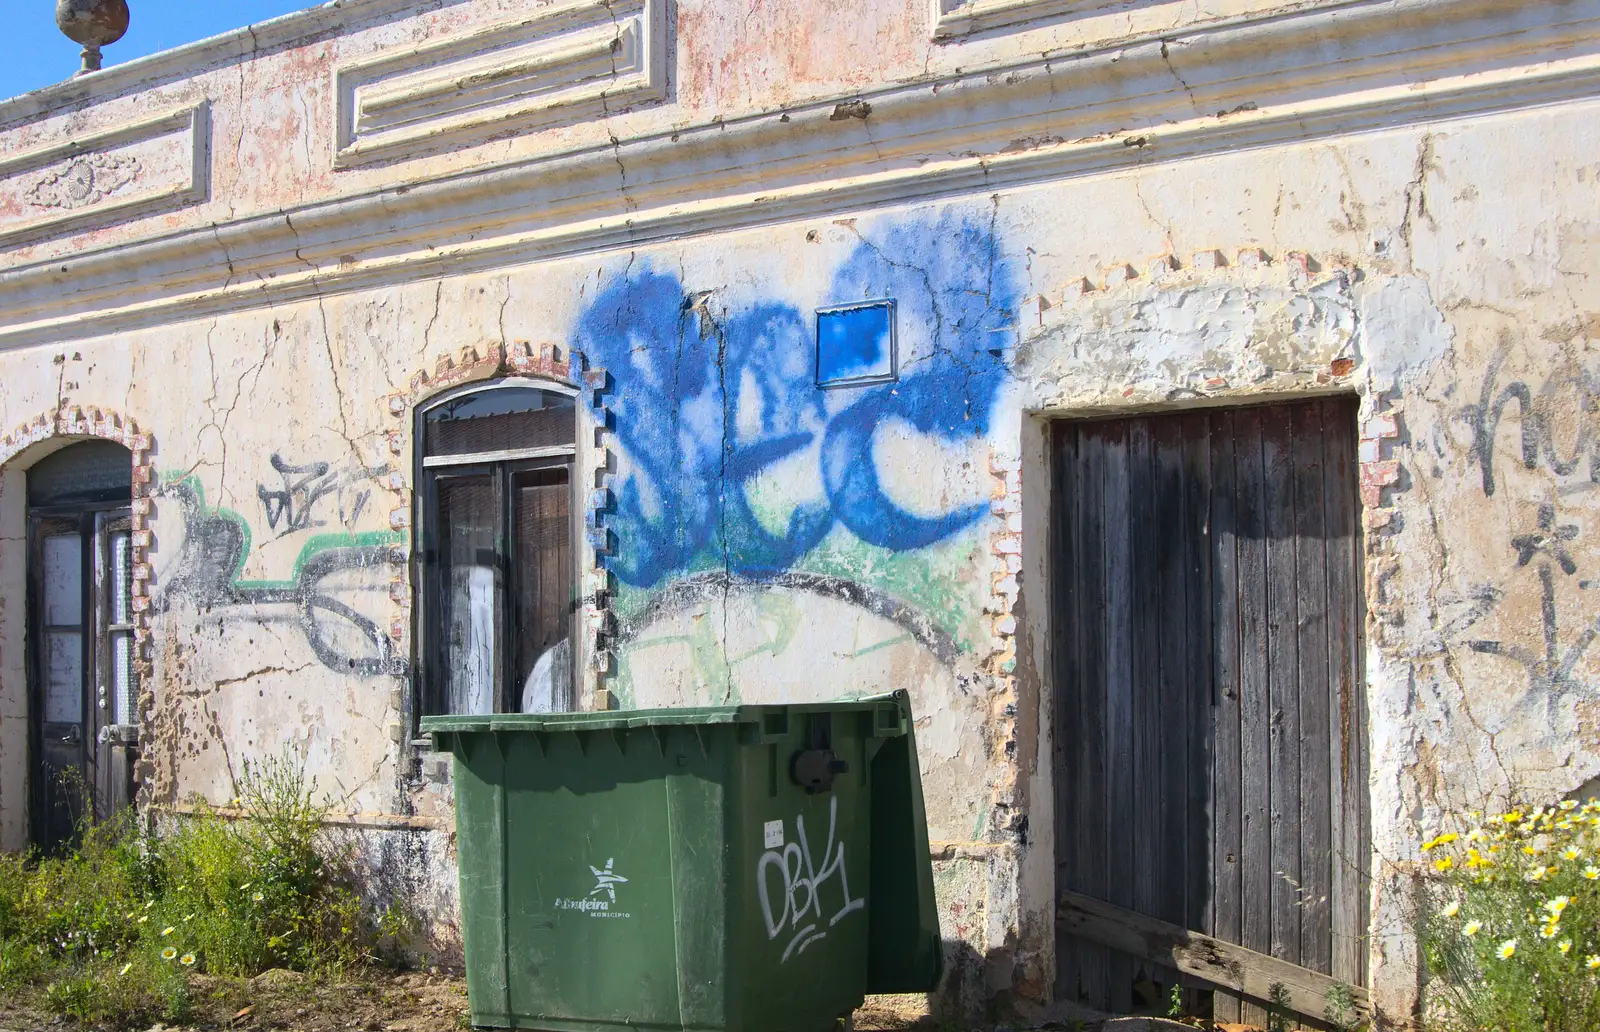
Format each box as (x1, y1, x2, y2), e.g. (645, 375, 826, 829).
(118, 962, 132, 976)
(1584, 866, 1599, 880)
(1503, 811, 1524, 824)
(1563, 848, 1581, 861)
(137, 916, 148, 924)
(1499, 939, 1518, 959)
(1539, 923, 1560, 940)
(160, 926, 175, 936)
(1467, 827, 1487, 842)
(180, 953, 196, 967)
(161, 946, 177, 961)
(1560, 940, 1572, 955)
(1560, 800, 1578, 811)
(1463, 921, 1482, 937)
(1590, 956, 1600, 971)
(1545, 897, 1571, 915)
(252, 891, 264, 902)
(1435, 856, 1455, 871)
(1442, 900, 1461, 918)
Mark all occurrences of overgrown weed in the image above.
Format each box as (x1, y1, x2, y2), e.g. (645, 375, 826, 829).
(0, 752, 398, 1027)
(1420, 796, 1600, 1032)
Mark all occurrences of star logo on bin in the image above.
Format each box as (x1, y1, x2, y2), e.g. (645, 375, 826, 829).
(588, 858, 628, 902)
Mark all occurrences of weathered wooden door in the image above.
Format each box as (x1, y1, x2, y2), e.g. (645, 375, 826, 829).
(1051, 399, 1368, 1023)
(26, 441, 138, 853)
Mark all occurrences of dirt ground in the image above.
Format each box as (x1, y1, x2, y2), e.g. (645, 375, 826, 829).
(0, 970, 470, 1032)
(0, 971, 954, 1032)
(0, 973, 1224, 1032)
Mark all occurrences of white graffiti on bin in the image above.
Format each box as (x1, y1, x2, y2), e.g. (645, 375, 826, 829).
(756, 796, 865, 962)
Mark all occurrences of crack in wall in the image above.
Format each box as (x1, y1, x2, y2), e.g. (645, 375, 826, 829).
(1399, 133, 1438, 271)
(283, 211, 366, 466)
(1159, 39, 1202, 117)
(212, 662, 317, 690)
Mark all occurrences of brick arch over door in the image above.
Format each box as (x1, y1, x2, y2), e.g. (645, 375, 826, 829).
(0, 406, 156, 668)
(0, 407, 157, 849)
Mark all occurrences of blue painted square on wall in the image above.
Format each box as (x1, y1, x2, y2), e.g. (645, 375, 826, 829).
(816, 300, 896, 387)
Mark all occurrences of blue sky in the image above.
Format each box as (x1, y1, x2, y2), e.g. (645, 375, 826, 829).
(1, 0, 317, 102)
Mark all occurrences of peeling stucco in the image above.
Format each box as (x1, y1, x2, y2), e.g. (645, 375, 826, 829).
(1, 0, 1600, 1025)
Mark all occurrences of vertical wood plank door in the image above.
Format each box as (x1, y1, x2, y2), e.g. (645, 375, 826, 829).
(1050, 398, 1368, 1018)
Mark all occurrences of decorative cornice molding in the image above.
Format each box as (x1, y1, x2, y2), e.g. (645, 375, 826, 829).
(0, 0, 1594, 350)
(932, 0, 1087, 40)
(0, 102, 209, 249)
(333, 0, 666, 169)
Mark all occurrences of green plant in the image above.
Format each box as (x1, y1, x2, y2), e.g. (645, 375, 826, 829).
(1420, 798, 1600, 1032)
(1266, 981, 1293, 1032)
(1323, 981, 1365, 1032)
(1167, 981, 1185, 1018)
(0, 749, 391, 1027)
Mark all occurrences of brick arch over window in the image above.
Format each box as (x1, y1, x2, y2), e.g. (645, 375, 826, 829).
(383, 341, 617, 702)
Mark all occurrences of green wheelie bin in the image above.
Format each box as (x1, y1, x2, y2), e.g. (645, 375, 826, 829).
(421, 690, 942, 1032)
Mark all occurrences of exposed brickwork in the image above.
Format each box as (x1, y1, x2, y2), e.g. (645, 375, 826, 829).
(984, 449, 1023, 842)
(1062, 247, 1349, 297)
(1360, 399, 1405, 639)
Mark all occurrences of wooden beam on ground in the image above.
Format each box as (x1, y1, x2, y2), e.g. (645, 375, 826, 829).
(1056, 889, 1370, 1023)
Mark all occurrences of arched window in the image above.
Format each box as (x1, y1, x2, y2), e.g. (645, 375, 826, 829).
(415, 382, 576, 716)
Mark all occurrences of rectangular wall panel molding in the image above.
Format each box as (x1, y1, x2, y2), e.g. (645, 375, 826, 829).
(0, 102, 210, 250)
(334, 0, 667, 169)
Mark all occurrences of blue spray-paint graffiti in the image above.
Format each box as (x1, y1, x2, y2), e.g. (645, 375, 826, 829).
(572, 212, 1019, 588)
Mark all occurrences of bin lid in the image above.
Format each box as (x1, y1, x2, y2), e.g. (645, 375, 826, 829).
(420, 691, 944, 993)
(419, 694, 900, 733)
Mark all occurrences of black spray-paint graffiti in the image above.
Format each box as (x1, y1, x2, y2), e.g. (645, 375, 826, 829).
(618, 571, 964, 666)
(1461, 351, 1600, 497)
(158, 474, 405, 677)
(257, 454, 383, 535)
(1469, 504, 1597, 692)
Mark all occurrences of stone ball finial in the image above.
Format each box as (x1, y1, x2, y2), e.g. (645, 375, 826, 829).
(56, 0, 130, 76)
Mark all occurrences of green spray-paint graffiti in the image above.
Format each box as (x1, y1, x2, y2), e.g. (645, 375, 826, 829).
(156, 472, 405, 676)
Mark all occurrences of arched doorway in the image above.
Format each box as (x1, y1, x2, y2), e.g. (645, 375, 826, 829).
(25, 440, 137, 852)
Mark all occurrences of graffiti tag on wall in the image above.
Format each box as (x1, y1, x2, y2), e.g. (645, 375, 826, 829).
(1469, 503, 1598, 694)
(157, 464, 404, 677)
(1461, 350, 1600, 497)
(573, 212, 1019, 594)
(257, 453, 383, 535)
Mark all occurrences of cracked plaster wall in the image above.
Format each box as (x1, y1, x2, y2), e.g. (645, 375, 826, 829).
(0, 4, 1598, 1024)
